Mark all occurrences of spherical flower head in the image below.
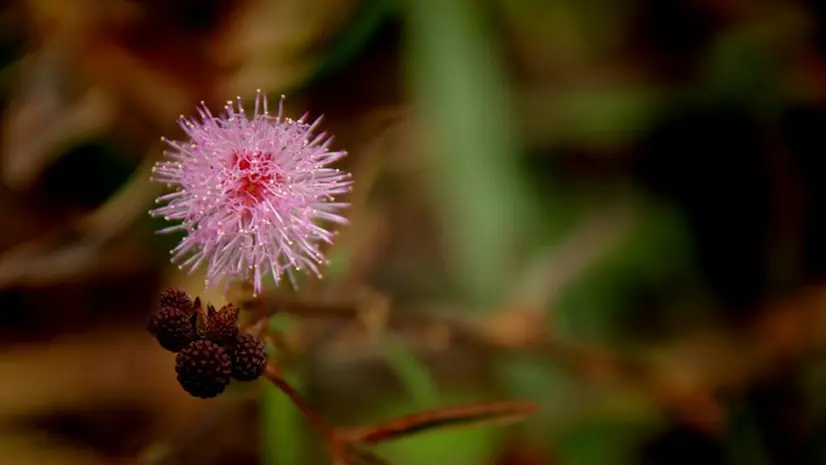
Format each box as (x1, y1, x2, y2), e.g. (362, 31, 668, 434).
(150, 91, 352, 295)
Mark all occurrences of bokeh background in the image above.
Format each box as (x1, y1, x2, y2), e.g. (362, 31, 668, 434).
(3, 0, 826, 464)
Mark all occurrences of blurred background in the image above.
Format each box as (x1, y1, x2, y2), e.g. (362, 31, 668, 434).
(3, 0, 826, 464)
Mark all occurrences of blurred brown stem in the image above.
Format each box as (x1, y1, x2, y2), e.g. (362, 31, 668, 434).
(243, 295, 360, 319)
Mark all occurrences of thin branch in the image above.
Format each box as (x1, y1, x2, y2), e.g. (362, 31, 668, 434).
(243, 296, 361, 319)
(339, 401, 538, 445)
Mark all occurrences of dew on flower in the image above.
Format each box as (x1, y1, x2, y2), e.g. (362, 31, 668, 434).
(150, 91, 352, 296)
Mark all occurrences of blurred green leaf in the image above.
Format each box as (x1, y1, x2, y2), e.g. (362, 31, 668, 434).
(555, 417, 656, 465)
(262, 370, 303, 465)
(726, 402, 772, 465)
(498, 353, 569, 425)
(555, 196, 696, 342)
(382, 333, 440, 408)
(323, 245, 350, 281)
(701, 28, 784, 113)
(299, 0, 397, 91)
(405, 0, 536, 308)
(262, 315, 300, 465)
(534, 88, 665, 150)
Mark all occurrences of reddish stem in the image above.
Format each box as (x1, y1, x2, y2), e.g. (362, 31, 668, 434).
(264, 362, 334, 440)
(342, 401, 539, 445)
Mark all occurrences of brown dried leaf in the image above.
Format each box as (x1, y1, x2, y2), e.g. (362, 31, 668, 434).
(0, 431, 128, 465)
(0, 328, 199, 428)
(215, 0, 360, 96)
(2, 58, 115, 190)
(0, 233, 151, 288)
(0, 154, 158, 288)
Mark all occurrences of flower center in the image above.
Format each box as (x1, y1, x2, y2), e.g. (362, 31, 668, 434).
(228, 150, 283, 205)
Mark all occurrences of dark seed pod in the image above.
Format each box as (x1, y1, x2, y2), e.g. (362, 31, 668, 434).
(175, 340, 232, 398)
(204, 303, 240, 344)
(160, 288, 193, 312)
(230, 334, 268, 381)
(147, 306, 197, 352)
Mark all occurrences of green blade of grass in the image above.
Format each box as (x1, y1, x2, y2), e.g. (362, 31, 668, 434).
(262, 371, 302, 465)
(405, 0, 536, 308)
(382, 333, 439, 408)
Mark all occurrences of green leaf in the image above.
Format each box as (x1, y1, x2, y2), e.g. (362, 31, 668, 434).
(555, 417, 657, 465)
(405, 0, 536, 308)
(554, 197, 695, 342)
(299, 0, 397, 91)
(262, 371, 303, 465)
(382, 333, 440, 408)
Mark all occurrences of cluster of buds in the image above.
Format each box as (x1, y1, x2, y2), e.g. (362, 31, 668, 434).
(147, 288, 268, 398)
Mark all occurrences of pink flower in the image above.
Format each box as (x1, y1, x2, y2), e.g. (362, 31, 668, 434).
(150, 91, 352, 295)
